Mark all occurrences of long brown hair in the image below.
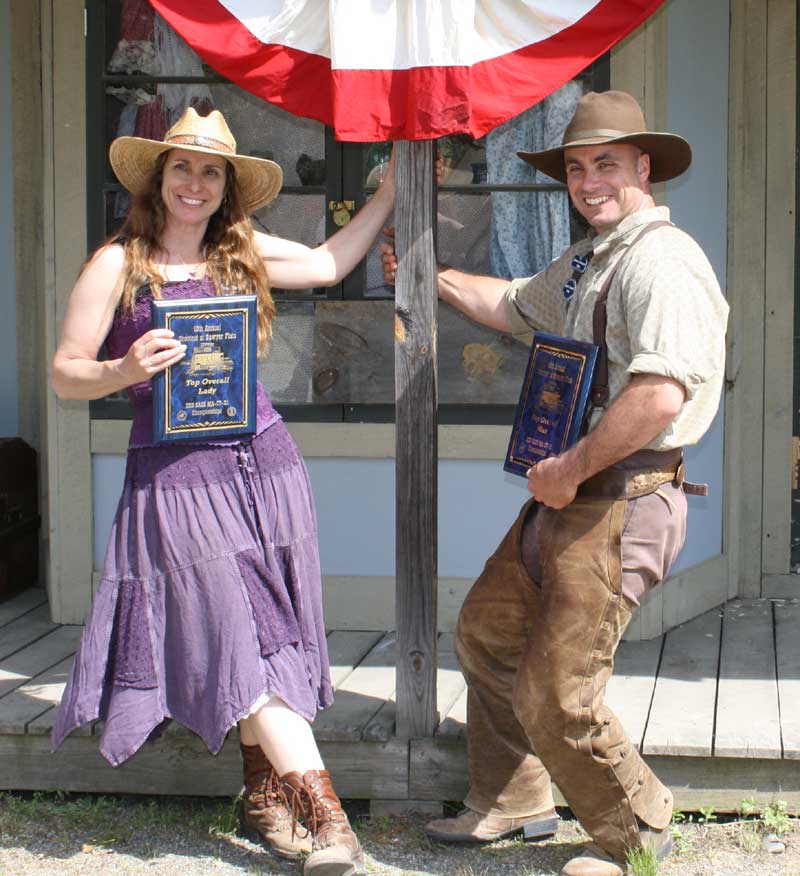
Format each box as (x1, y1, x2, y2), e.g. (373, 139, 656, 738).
(114, 153, 276, 354)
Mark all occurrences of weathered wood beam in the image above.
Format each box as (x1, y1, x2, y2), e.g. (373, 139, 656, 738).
(394, 140, 438, 738)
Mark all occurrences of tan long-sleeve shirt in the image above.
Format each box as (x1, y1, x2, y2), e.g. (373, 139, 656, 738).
(503, 206, 729, 449)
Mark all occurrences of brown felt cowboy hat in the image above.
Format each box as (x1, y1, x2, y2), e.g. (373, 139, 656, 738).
(109, 106, 283, 214)
(518, 90, 692, 184)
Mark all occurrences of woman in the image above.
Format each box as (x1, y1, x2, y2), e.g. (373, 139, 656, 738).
(51, 107, 395, 876)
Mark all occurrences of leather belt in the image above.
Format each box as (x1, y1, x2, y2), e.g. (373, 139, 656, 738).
(577, 448, 709, 500)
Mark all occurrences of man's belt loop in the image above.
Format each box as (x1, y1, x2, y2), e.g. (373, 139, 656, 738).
(673, 460, 709, 496)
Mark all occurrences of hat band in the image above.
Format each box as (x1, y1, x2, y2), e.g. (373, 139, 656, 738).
(563, 127, 641, 144)
(166, 134, 235, 154)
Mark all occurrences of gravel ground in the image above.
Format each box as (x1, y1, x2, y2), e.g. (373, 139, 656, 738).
(0, 792, 798, 876)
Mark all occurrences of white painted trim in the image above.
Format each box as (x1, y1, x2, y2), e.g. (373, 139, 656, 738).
(10, 1, 44, 453)
(41, 0, 58, 618)
(725, 0, 767, 600)
(611, 2, 668, 204)
(761, 0, 796, 576)
(90, 420, 132, 454)
(90, 419, 511, 460)
(43, 0, 93, 624)
(91, 569, 472, 632)
(722, 1, 796, 596)
(95, 564, 738, 638)
(762, 574, 800, 599)
(321, 576, 471, 632)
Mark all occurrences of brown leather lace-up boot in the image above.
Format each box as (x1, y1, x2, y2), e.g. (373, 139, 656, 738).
(238, 742, 312, 860)
(281, 769, 365, 876)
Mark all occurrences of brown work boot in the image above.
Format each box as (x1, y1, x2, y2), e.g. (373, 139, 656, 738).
(425, 806, 559, 843)
(238, 742, 312, 860)
(640, 823, 673, 859)
(282, 768, 366, 876)
(561, 844, 627, 876)
(561, 827, 672, 876)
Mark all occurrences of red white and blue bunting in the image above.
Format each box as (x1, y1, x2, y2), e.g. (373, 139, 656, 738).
(149, 0, 666, 141)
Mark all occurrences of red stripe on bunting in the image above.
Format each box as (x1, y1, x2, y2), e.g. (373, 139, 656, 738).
(148, 0, 333, 125)
(150, 0, 666, 141)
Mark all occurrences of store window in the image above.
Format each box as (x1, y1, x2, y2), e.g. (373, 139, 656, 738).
(87, 0, 608, 422)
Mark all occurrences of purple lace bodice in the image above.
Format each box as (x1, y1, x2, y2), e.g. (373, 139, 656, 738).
(105, 277, 280, 447)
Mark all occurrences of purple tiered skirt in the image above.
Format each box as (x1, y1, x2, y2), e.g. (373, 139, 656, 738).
(52, 421, 333, 766)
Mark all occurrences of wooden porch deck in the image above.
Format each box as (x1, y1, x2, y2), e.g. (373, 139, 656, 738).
(2, 589, 800, 812)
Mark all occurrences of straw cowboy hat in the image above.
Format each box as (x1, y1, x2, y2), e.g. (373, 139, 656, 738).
(109, 106, 283, 214)
(518, 90, 692, 183)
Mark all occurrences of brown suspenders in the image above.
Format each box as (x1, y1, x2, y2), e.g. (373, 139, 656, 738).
(586, 219, 709, 496)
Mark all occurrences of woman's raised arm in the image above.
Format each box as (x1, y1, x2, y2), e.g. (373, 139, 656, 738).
(257, 167, 395, 290)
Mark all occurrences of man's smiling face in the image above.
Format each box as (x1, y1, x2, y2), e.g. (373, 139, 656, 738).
(564, 143, 651, 232)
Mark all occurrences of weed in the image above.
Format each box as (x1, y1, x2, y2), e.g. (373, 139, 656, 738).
(404, 819, 437, 852)
(451, 866, 493, 876)
(669, 822, 690, 856)
(208, 796, 241, 837)
(60, 794, 125, 832)
(739, 797, 758, 818)
(354, 813, 406, 845)
(697, 805, 717, 825)
(738, 821, 762, 854)
(671, 808, 687, 825)
(763, 800, 790, 836)
(366, 814, 394, 834)
(626, 845, 658, 876)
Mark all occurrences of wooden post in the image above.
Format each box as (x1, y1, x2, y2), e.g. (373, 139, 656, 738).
(394, 140, 438, 738)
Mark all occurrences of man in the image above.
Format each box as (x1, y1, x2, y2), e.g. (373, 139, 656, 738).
(381, 90, 728, 876)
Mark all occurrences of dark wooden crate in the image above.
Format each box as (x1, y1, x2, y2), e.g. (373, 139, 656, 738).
(0, 438, 39, 601)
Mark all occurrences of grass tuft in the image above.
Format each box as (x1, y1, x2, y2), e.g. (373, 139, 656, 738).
(207, 795, 241, 837)
(737, 821, 762, 854)
(625, 845, 658, 876)
(451, 865, 493, 876)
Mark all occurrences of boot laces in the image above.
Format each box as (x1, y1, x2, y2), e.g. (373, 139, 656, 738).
(284, 780, 344, 843)
(247, 765, 294, 831)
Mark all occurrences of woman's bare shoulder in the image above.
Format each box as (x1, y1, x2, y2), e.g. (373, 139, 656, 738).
(87, 241, 127, 271)
(75, 242, 128, 303)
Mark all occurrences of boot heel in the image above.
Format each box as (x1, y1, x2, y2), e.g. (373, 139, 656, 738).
(522, 815, 560, 841)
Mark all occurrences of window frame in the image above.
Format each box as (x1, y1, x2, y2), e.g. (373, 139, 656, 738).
(86, 0, 609, 425)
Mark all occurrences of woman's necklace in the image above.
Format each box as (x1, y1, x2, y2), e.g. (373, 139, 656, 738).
(167, 247, 206, 279)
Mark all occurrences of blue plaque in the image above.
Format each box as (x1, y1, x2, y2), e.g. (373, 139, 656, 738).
(504, 332, 599, 477)
(151, 295, 257, 443)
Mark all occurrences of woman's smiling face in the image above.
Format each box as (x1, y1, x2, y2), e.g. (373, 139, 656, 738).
(160, 148, 228, 226)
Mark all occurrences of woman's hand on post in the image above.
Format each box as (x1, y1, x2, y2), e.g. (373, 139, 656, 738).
(377, 145, 396, 192)
(118, 329, 186, 383)
(377, 152, 441, 286)
(379, 227, 397, 285)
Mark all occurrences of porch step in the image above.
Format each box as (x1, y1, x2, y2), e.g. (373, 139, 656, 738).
(1, 590, 800, 810)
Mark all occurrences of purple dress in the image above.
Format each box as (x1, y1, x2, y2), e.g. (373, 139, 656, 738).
(52, 278, 333, 766)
